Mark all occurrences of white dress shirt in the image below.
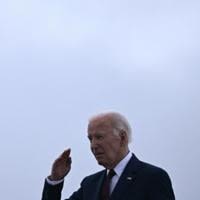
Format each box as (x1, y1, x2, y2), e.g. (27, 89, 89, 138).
(46, 176, 64, 185)
(108, 151, 132, 194)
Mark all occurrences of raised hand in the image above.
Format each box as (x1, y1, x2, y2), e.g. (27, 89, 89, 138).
(49, 149, 72, 181)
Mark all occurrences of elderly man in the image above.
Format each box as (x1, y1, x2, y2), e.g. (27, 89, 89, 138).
(42, 112, 175, 200)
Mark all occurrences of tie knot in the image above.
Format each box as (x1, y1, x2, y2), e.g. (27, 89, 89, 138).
(108, 169, 116, 179)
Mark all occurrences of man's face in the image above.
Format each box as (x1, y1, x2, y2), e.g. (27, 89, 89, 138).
(87, 116, 125, 169)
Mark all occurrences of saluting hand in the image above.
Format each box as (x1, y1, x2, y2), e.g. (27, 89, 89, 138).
(49, 149, 72, 181)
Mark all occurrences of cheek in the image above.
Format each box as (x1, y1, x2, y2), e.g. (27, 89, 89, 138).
(110, 143, 121, 154)
(106, 144, 118, 155)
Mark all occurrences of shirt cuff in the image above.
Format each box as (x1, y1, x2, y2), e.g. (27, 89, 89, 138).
(46, 176, 64, 185)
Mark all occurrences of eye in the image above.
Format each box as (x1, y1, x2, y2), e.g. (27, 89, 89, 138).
(96, 135, 104, 140)
(88, 135, 92, 142)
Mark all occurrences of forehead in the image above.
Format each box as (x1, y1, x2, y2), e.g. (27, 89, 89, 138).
(88, 116, 114, 133)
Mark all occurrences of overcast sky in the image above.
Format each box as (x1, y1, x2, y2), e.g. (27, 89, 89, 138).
(0, 0, 200, 200)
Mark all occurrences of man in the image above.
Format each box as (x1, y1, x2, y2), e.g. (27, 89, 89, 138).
(42, 112, 175, 200)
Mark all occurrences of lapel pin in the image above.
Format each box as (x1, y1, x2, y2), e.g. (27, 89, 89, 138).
(126, 177, 133, 181)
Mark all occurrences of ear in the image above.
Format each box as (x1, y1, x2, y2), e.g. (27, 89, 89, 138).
(119, 130, 128, 145)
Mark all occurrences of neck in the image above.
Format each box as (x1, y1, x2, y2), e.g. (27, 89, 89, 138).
(107, 149, 129, 169)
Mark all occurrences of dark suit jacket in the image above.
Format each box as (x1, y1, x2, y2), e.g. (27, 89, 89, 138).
(42, 154, 175, 200)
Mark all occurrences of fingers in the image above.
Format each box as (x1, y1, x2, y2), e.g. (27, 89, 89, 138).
(57, 149, 72, 165)
(66, 156, 72, 165)
(60, 148, 71, 159)
(54, 149, 72, 166)
(64, 149, 72, 165)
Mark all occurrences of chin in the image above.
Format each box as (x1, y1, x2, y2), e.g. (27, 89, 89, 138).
(96, 159, 105, 166)
(97, 160, 109, 168)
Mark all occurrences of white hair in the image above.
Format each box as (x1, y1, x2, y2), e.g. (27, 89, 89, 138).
(89, 111, 132, 143)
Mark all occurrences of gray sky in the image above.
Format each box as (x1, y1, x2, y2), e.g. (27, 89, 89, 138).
(0, 0, 200, 200)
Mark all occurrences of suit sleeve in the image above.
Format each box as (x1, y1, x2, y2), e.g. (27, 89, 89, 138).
(147, 169, 175, 200)
(41, 179, 84, 200)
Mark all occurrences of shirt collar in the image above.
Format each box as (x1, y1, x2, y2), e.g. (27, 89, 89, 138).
(111, 151, 132, 177)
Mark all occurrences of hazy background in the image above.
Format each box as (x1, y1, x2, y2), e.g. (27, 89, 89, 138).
(0, 0, 200, 199)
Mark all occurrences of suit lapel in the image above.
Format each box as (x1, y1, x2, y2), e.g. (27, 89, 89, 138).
(110, 154, 141, 200)
(89, 170, 106, 200)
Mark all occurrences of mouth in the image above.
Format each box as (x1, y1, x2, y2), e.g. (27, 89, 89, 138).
(94, 153, 104, 158)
